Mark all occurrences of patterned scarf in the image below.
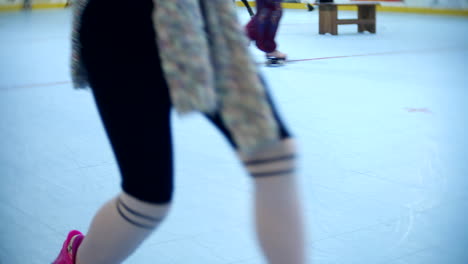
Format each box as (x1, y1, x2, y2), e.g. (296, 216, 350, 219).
(71, 0, 280, 153)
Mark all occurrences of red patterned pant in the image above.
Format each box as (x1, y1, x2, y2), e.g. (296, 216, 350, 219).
(245, 0, 283, 53)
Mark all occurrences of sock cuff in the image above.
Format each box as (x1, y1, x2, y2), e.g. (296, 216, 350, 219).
(116, 192, 171, 229)
(243, 139, 297, 178)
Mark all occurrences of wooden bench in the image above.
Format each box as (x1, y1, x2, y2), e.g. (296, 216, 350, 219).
(317, 2, 379, 35)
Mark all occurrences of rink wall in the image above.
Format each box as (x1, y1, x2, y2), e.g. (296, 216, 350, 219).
(0, 0, 23, 11)
(1, 0, 467, 15)
(30, 0, 68, 9)
(236, 0, 468, 16)
(0, 0, 68, 11)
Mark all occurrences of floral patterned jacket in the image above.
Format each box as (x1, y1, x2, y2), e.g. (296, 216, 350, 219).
(71, 0, 280, 153)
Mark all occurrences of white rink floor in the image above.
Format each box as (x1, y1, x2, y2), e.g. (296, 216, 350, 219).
(1, 5, 468, 264)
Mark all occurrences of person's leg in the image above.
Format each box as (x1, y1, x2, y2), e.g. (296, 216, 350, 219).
(252, 0, 284, 55)
(241, 139, 305, 264)
(245, 0, 267, 42)
(72, 0, 173, 263)
(76, 195, 170, 264)
(205, 88, 306, 264)
(245, 15, 258, 41)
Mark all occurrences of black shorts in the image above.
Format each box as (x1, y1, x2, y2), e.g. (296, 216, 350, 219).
(79, 0, 290, 204)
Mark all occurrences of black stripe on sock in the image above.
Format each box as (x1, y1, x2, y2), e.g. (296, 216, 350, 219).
(251, 169, 295, 178)
(244, 154, 295, 166)
(116, 200, 156, 229)
(117, 198, 163, 222)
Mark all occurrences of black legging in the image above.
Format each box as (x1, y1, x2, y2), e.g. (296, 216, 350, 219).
(79, 0, 290, 204)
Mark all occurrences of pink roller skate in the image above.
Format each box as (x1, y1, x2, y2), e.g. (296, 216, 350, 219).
(52, 230, 84, 264)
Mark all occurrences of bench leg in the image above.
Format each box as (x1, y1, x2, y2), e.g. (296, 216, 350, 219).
(358, 5, 376, 33)
(319, 5, 338, 35)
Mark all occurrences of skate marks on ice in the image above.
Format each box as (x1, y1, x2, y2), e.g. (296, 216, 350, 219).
(405, 108, 433, 114)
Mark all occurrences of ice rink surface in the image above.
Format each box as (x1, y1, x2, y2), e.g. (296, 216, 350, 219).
(1, 5, 468, 264)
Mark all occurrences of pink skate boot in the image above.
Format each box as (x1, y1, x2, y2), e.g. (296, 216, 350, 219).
(52, 230, 84, 264)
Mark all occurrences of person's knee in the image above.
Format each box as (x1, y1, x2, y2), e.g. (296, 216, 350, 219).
(117, 192, 172, 229)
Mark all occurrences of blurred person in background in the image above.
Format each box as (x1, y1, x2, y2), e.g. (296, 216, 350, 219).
(245, 0, 288, 62)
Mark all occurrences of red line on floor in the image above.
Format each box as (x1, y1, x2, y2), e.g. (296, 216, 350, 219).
(1, 47, 464, 90)
(286, 50, 414, 63)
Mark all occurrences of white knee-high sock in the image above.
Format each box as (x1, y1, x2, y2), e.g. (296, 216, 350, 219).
(243, 139, 306, 264)
(76, 192, 170, 264)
